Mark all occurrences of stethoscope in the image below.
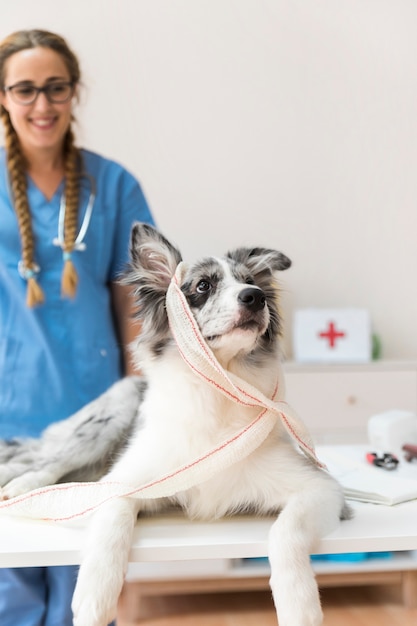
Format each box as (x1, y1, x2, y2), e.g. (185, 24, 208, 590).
(10, 170, 96, 280)
(52, 171, 96, 252)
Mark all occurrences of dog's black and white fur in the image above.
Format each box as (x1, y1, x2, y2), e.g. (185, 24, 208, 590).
(0, 223, 350, 626)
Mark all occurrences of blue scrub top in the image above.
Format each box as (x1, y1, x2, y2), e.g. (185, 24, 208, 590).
(0, 147, 155, 438)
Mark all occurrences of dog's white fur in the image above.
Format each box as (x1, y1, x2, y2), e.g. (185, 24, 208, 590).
(0, 224, 350, 626)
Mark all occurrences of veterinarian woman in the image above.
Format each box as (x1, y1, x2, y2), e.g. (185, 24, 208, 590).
(0, 29, 154, 626)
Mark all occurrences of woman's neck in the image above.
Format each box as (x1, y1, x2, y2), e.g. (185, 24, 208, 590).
(24, 148, 65, 201)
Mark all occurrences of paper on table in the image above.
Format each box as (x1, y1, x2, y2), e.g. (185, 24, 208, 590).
(317, 445, 417, 506)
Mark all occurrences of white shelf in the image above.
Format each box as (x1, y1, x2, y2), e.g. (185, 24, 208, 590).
(231, 551, 417, 578)
(283, 359, 417, 373)
(283, 360, 417, 444)
(127, 550, 417, 583)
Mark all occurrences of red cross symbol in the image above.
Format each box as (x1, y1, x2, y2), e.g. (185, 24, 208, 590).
(318, 321, 346, 348)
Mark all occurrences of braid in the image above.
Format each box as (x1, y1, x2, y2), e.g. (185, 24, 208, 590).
(61, 127, 81, 298)
(0, 29, 83, 306)
(1, 109, 44, 306)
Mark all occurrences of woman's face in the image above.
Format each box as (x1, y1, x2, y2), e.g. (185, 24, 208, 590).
(0, 46, 75, 160)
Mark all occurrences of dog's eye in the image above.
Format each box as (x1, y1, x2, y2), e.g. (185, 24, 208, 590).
(246, 277, 255, 285)
(196, 280, 211, 294)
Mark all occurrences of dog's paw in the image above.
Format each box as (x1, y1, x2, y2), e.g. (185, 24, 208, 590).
(72, 583, 118, 626)
(0, 472, 43, 499)
(274, 599, 323, 626)
(72, 596, 117, 626)
(72, 558, 122, 626)
(270, 569, 323, 626)
(0, 465, 17, 488)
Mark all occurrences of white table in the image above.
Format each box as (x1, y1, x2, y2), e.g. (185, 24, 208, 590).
(1, 501, 417, 608)
(0, 499, 417, 568)
(1, 449, 417, 609)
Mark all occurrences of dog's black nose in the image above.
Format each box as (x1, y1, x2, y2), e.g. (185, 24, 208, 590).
(238, 287, 266, 312)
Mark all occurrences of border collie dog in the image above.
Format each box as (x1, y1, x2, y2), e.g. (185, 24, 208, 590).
(0, 223, 350, 626)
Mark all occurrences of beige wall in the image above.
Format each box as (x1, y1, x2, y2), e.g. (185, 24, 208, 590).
(2, 0, 417, 359)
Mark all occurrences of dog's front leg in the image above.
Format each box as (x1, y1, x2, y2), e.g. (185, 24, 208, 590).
(72, 497, 140, 626)
(268, 479, 343, 626)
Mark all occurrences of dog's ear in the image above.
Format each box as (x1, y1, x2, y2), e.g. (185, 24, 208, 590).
(128, 223, 182, 289)
(226, 247, 291, 275)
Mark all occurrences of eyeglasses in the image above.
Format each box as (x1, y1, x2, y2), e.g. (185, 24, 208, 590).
(3, 81, 75, 105)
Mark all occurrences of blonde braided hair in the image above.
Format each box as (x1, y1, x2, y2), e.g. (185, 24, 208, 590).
(0, 29, 82, 307)
(1, 109, 43, 306)
(61, 127, 81, 299)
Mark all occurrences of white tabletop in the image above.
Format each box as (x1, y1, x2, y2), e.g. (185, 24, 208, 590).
(1, 443, 417, 568)
(0, 498, 417, 568)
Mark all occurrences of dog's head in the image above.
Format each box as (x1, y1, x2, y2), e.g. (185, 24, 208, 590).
(125, 223, 291, 366)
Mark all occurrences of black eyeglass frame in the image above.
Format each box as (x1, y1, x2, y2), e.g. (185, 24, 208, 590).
(3, 81, 76, 105)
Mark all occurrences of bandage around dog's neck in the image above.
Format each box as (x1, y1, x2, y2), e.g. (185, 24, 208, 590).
(166, 262, 321, 467)
(0, 263, 322, 523)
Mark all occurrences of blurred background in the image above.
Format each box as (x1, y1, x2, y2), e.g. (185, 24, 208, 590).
(2, 0, 417, 358)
